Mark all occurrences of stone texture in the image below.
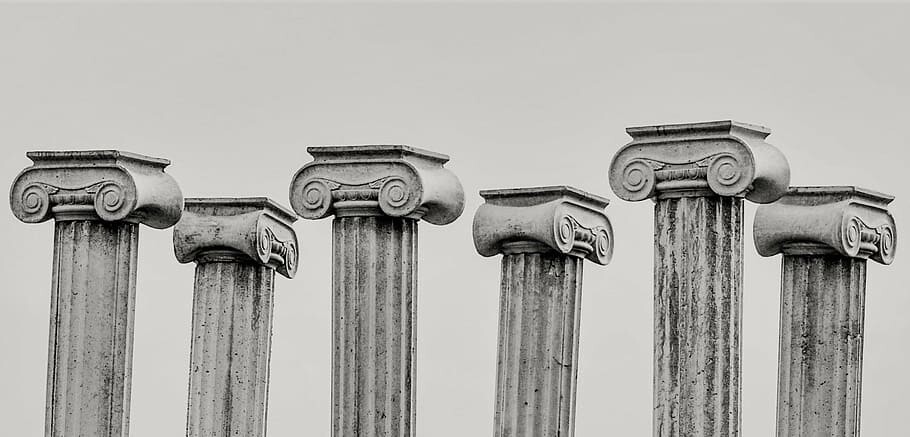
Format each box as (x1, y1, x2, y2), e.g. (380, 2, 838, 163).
(173, 197, 299, 437)
(754, 186, 896, 437)
(608, 121, 791, 437)
(654, 196, 742, 437)
(289, 145, 464, 437)
(9, 150, 183, 437)
(473, 186, 613, 437)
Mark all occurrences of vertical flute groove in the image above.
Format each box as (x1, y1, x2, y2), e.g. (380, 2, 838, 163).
(46, 220, 139, 437)
(332, 216, 417, 437)
(654, 196, 742, 437)
(494, 251, 583, 437)
(776, 255, 866, 437)
(186, 261, 275, 437)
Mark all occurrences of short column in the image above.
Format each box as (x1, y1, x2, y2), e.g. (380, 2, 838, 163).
(754, 186, 896, 437)
(289, 145, 464, 437)
(9, 150, 183, 437)
(173, 197, 299, 437)
(473, 186, 613, 437)
(609, 121, 791, 436)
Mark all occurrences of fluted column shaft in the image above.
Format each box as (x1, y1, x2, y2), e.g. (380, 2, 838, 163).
(186, 260, 276, 437)
(495, 251, 583, 437)
(333, 216, 417, 437)
(46, 220, 139, 437)
(654, 196, 743, 437)
(776, 255, 866, 436)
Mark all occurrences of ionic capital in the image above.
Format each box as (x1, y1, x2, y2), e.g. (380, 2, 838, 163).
(289, 145, 465, 224)
(473, 186, 613, 265)
(609, 120, 790, 203)
(9, 150, 183, 228)
(754, 186, 896, 264)
(173, 198, 299, 278)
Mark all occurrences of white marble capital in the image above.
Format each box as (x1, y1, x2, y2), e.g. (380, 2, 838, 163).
(609, 120, 790, 202)
(10, 150, 183, 228)
(173, 197, 299, 278)
(289, 145, 465, 224)
(754, 186, 896, 265)
(473, 186, 613, 265)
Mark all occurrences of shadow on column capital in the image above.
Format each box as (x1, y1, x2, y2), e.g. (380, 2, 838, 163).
(754, 186, 896, 264)
(473, 185, 613, 265)
(9, 149, 183, 228)
(609, 120, 790, 203)
(289, 144, 464, 225)
(173, 197, 299, 278)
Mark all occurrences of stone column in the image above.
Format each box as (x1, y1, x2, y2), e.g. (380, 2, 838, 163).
(473, 186, 613, 437)
(609, 121, 791, 437)
(289, 145, 464, 437)
(173, 197, 299, 437)
(754, 186, 896, 437)
(9, 150, 183, 437)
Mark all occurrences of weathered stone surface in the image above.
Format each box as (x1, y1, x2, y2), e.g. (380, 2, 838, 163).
(473, 186, 613, 265)
(777, 255, 865, 437)
(9, 150, 182, 437)
(289, 145, 463, 437)
(609, 120, 790, 203)
(654, 196, 743, 437)
(472, 186, 612, 437)
(10, 150, 183, 227)
(754, 186, 896, 264)
(173, 197, 298, 437)
(289, 145, 464, 224)
(608, 121, 790, 437)
(45, 220, 139, 437)
(174, 197, 299, 277)
(754, 186, 897, 437)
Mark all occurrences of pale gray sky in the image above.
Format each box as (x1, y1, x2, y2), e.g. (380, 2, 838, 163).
(1, 3, 908, 435)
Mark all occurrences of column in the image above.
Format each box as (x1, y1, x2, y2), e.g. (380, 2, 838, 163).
(9, 150, 183, 437)
(473, 186, 614, 437)
(173, 197, 299, 437)
(608, 121, 791, 437)
(754, 186, 896, 437)
(289, 145, 464, 437)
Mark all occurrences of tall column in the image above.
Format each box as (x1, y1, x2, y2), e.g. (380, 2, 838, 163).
(609, 121, 791, 437)
(9, 150, 183, 437)
(289, 145, 464, 437)
(754, 186, 896, 437)
(173, 197, 299, 437)
(473, 186, 614, 437)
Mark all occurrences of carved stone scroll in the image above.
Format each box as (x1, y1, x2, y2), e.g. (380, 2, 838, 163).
(289, 145, 464, 437)
(9, 150, 183, 437)
(754, 186, 896, 437)
(608, 121, 792, 437)
(174, 197, 298, 437)
(473, 186, 613, 437)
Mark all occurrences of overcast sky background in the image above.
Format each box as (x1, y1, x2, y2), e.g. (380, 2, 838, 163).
(1, 3, 908, 435)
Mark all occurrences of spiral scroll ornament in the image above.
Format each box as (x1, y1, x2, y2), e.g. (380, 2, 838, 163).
(554, 215, 577, 253)
(295, 179, 334, 219)
(620, 159, 657, 201)
(593, 227, 613, 264)
(378, 176, 420, 217)
(19, 184, 52, 223)
(879, 225, 896, 264)
(257, 226, 273, 263)
(840, 216, 865, 257)
(93, 181, 131, 221)
(706, 153, 748, 196)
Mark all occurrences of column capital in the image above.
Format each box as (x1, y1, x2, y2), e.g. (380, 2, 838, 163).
(473, 186, 613, 265)
(754, 186, 896, 264)
(173, 197, 299, 278)
(289, 145, 465, 224)
(609, 120, 790, 202)
(9, 150, 183, 228)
